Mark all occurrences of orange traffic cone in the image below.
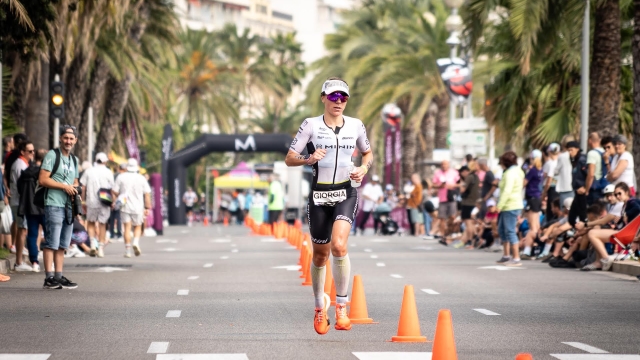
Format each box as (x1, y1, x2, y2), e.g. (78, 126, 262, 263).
(203, 216, 209, 226)
(300, 247, 309, 278)
(515, 354, 533, 360)
(391, 285, 427, 342)
(348, 275, 373, 324)
(223, 217, 229, 227)
(302, 253, 313, 286)
(431, 309, 457, 359)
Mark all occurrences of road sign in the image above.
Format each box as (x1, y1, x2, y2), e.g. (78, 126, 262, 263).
(450, 117, 488, 132)
(449, 132, 486, 146)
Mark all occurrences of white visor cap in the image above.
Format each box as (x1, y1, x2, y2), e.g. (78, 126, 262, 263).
(322, 79, 350, 96)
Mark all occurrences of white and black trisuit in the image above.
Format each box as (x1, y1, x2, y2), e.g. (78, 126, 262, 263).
(289, 115, 371, 244)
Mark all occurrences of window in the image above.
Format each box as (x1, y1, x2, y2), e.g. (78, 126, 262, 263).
(256, 4, 267, 14)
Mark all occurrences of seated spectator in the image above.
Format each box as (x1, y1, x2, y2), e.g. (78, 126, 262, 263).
(537, 197, 572, 262)
(66, 217, 90, 258)
(549, 203, 604, 268)
(583, 182, 640, 271)
(478, 199, 499, 249)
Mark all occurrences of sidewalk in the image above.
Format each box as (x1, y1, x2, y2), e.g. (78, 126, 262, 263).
(611, 260, 640, 277)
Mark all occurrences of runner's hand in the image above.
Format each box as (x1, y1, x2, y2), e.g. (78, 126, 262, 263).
(307, 149, 327, 165)
(350, 166, 366, 182)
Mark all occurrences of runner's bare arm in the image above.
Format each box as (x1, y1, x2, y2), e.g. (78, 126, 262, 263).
(285, 150, 311, 167)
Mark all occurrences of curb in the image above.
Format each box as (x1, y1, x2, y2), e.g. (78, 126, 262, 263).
(611, 260, 640, 277)
(0, 258, 9, 274)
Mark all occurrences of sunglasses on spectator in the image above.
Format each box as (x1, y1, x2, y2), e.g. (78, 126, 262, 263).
(604, 145, 612, 149)
(326, 92, 349, 103)
(615, 192, 625, 197)
(26, 150, 34, 153)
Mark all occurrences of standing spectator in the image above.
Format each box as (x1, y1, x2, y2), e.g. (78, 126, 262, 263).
(5, 133, 27, 255)
(358, 175, 384, 235)
(555, 136, 576, 207)
(433, 160, 460, 237)
(567, 141, 588, 228)
(459, 161, 480, 248)
(244, 190, 253, 217)
(384, 184, 397, 208)
(407, 173, 424, 237)
(2, 136, 14, 161)
(80, 152, 114, 258)
(113, 158, 151, 258)
(39, 125, 80, 289)
(0, 166, 9, 256)
(10, 140, 34, 271)
(109, 163, 127, 241)
(601, 135, 615, 174)
(478, 158, 496, 204)
(182, 187, 198, 226)
(17, 148, 45, 271)
(495, 151, 525, 267)
(267, 173, 284, 224)
(607, 134, 635, 195)
(520, 150, 544, 259)
(542, 143, 561, 224)
(585, 132, 607, 205)
(237, 190, 246, 224)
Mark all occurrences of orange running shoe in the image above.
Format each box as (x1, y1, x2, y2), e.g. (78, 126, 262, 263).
(314, 308, 330, 335)
(334, 303, 352, 330)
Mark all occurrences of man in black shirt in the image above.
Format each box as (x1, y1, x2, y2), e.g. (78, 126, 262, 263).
(478, 159, 496, 215)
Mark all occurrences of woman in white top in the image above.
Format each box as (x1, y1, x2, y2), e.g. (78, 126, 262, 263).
(607, 134, 635, 196)
(542, 143, 560, 223)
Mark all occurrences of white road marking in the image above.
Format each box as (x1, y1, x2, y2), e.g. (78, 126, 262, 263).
(203, 263, 213, 268)
(156, 239, 178, 244)
(370, 255, 378, 259)
(177, 290, 189, 296)
(187, 276, 199, 280)
(421, 289, 440, 295)
(147, 342, 170, 354)
(94, 267, 129, 273)
(166, 310, 181, 318)
(156, 355, 249, 360)
(260, 238, 283, 242)
(0, 356, 51, 360)
(231, 249, 239, 253)
(162, 248, 179, 252)
(371, 238, 390, 243)
(272, 265, 301, 271)
(230, 244, 237, 247)
(473, 309, 500, 316)
(350, 243, 357, 247)
(353, 352, 431, 360)
(390, 274, 403, 279)
(550, 356, 640, 360)
(562, 343, 610, 354)
(220, 256, 229, 259)
(364, 248, 373, 252)
(210, 239, 231, 243)
(376, 262, 386, 267)
(478, 265, 524, 271)
(412, 246, 433, 250)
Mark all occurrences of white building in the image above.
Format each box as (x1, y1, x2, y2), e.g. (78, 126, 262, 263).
(174, 0, 295, 38)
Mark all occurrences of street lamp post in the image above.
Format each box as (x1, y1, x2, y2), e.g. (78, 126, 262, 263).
(444, 0, 463, 150)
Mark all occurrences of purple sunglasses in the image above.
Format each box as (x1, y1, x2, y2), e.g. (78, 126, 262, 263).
(326, 92, 349, 103)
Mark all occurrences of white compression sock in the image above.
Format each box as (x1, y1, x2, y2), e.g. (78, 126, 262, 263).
(310, 264, 326, 309)
(133, 237, 140, 246)
(542, 243, 552, 255)
(332, 255, 351, 304)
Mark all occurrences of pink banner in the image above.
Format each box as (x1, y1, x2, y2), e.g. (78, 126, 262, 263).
(394, 124, 402, 189)
(384, 128, 393, 186)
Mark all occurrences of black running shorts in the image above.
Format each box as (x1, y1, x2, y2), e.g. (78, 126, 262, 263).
(307, 187, 358, 244)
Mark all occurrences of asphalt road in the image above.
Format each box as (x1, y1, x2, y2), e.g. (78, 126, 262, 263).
(1, 224, 639, 360)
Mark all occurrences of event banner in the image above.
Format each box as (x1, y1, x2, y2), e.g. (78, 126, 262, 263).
(161, 124, 173, 190)
(150, 173, 163, 235)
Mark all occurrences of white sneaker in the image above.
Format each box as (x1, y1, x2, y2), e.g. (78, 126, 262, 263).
(32, 263, 41, 272)
(124, 249, 132, 258)
(106, 231, 111, 239)
(10, 245, 16, 254)
(14, 263, 33, 272)
(65, 245, 82, 258)
(22, 248, 29, 256)
(97, 246, 104, 258)
(133, 245, 141, 257)
(37, 252, 43, 260)
(73, 251, 86, 258)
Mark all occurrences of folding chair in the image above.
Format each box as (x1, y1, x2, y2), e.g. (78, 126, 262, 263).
(609, 215, 640, 261)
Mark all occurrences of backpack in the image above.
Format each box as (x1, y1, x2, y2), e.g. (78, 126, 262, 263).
(33, 149, 77, 208)
(590, 149, 609, 191)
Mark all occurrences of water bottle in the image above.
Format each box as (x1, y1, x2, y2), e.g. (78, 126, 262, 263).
(349, 162, 362, 188)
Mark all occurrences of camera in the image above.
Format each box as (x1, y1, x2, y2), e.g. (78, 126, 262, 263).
(73, 186, 84, 216)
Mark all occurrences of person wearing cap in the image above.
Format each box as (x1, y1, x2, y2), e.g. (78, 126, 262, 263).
(39, 125, 80, 290)
(606, 134, 635, 196)
(285, 76, 373, 335)
(520, 150, 544, 259)
(584, 182, 640, 271)
(113, 158, 151, 258)
(584, 132, 607, 205)
(358, 174, 383, 235)
(479, 199, 499, 248)
(542, 143, 561, 225)
(79, 152, 114, 258)
(554, 135, 576, 209)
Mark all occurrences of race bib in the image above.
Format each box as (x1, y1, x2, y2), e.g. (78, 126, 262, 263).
(312, 189, 347, 207)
